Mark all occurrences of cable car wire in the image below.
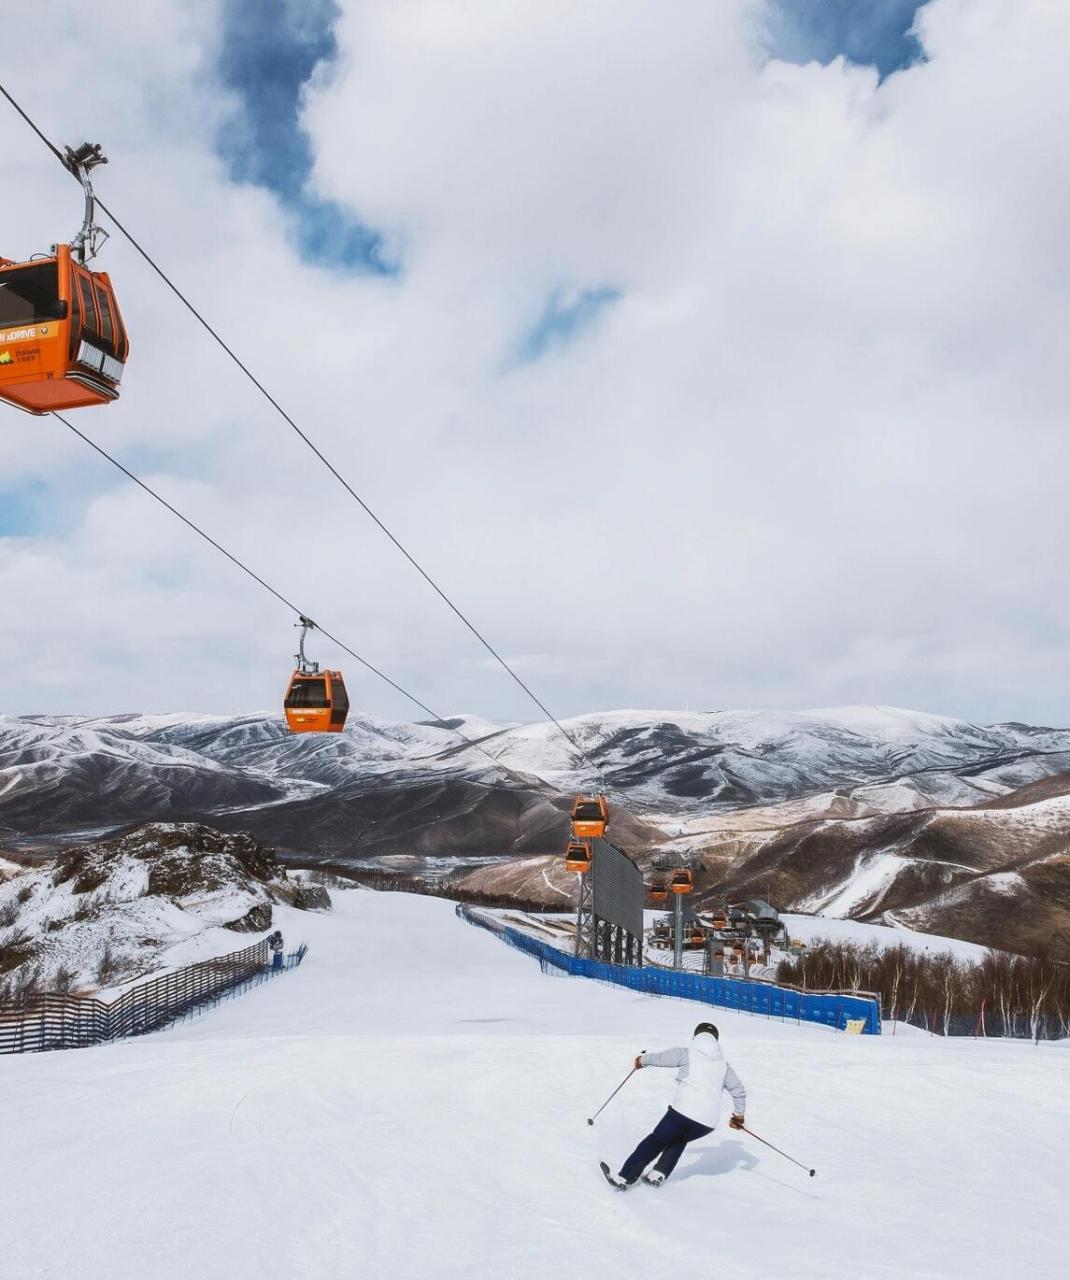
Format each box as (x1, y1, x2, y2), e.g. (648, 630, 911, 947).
(47, 409, 553, 787)
(0, 82, 68, 167)
(0, 80, 602, 784)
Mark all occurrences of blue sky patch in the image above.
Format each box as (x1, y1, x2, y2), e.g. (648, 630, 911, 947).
(0, 476, 94, 539)
(515, 286, 622, 365)
(765, 0, 930, 79)
(217, 0, 394, 274)
(0, 484, 42, 537)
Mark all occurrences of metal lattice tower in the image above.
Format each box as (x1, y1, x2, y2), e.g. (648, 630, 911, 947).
(574, 860, 595, 959)
(673, 889, 684, 971)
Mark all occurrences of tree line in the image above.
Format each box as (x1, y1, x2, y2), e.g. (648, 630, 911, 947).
(776, 938, 1070, 1040)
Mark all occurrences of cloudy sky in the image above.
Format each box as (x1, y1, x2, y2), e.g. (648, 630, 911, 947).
(1, 0, 1068, 727)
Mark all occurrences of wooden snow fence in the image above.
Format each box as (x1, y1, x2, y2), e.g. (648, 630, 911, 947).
(0, 937, 294, 1054)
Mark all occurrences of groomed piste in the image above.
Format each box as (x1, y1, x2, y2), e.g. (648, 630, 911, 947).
(1, 888, 1064, 1280)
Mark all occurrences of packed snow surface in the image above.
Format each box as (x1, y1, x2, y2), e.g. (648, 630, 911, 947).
(1, 890, 1064, 1280)
(797, 851, 909, 917)
(778, 912, 992, 962)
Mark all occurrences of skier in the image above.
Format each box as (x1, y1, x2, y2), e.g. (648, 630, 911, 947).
(601, 1022, 746, 1189)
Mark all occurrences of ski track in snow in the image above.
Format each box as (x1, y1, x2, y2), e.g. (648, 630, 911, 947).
(0, 889, 1064, 1280)
(798, 851, 908, 917)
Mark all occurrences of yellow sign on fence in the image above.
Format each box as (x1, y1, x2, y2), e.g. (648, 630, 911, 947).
(845, 1018, 866, 1035)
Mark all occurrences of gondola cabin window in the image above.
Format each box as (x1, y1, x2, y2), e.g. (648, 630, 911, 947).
(284, 678, 329, 708)
(284, 680, 330, 711)
(0, 263, 63, 326)
(329, 676, 349, 726)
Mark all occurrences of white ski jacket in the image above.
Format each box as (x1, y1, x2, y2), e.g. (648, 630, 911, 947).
(639, 1032, 746, 1130)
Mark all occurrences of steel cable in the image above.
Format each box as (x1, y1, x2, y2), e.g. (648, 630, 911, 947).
(48, 409, 557, 791)
(0, 79, 602, 783)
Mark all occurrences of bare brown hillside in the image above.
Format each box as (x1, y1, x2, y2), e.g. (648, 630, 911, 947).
(455, 775, 1070, 958)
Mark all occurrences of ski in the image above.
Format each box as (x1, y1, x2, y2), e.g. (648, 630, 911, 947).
(600, 1161, 628, 1191)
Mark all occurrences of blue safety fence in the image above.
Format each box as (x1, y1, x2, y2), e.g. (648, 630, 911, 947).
(458, 905, 881, 1034)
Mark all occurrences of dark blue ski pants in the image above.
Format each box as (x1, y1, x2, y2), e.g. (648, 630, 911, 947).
(619, 1106, 713, 1183)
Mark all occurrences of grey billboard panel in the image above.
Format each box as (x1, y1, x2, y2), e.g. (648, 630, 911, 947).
(591, 838, 644, 940)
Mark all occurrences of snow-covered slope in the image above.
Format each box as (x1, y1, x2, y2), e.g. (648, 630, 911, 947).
(0, 823, 328, 993)
(0, 890, 1062, 1280)
(776, 911, 991, 961)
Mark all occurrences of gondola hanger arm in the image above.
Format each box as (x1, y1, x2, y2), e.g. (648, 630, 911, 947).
(62, 142, 109, 264)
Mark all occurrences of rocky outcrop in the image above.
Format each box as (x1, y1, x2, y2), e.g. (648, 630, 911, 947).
(224, 903, 273, 932)
(0, 823, 329, 995)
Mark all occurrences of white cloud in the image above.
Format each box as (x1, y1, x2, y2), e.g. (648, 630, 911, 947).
(2, 0, 1070, 726)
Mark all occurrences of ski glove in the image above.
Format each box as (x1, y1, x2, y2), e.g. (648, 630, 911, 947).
(729, 1114, 746, 1130)
(634, 1055, 645, 1070)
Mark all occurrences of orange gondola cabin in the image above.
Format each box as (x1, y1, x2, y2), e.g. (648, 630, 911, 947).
(0, 243, 129, 413)
(284, 615, 349, 734)
(649, 879, 668, 902)
(670, 869, 693, 895)
(570, 794, 608, 839)
(283, 668, 350, 734)
(564, 841, 592, 874)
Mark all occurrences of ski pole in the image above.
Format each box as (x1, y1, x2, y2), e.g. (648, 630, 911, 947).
(742, 1126, 816, 1177)
(587, 1051, 645, 1126)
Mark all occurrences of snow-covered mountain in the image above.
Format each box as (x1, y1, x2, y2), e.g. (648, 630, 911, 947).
(689, 775, 1070, 958)
(0, 715, 285, 831)
(3, 704, 1070, 954)
(449, 771, 1070, 959)
(4, 704, 1070, 847)
(0, 709, 667, 856)
(437, 703, 1070, 811)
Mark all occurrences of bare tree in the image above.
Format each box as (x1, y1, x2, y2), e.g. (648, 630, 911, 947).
(776, 937, 1070, 1040)
(95, 943, 121, 987)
